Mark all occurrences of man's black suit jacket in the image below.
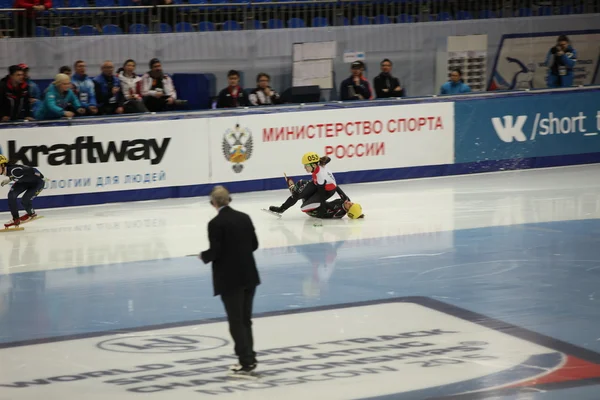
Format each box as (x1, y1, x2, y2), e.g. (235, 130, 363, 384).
(201, 206, 260, 296)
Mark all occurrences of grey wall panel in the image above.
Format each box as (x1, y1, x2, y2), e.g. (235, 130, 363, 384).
(1, 14, 598, 97)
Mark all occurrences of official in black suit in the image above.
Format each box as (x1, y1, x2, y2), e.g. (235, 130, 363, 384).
(200, 185, 260, 374)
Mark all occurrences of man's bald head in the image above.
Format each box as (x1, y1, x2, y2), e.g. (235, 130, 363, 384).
(210, 186, 231, 208)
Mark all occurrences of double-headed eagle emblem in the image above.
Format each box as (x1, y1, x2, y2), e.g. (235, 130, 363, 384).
(222, 123, 253, 173)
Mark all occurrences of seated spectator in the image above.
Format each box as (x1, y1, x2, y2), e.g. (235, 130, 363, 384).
(217, 70, 248, 108)
(373, 59, 404, 98)
(140, 58, 179, 112)
(13, 0, 51, 38)
(440, 68, 471, 95)
(340, 61, 372, 101)
(19, 64, 40, 116)
(249, 73, 282, 106)
(35, 74, 85, 120)
(59, 66, 72, 76)
(93, 61, 124, 115)
(0, 65, 33, 122)
(71, 60, 98, 116)
(117, 59, 148, 113)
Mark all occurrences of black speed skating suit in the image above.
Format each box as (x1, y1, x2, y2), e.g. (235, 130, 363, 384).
(5, 164, 45, 219)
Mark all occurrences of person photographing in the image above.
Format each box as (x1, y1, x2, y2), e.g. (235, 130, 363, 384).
(544, 35, 577, 88)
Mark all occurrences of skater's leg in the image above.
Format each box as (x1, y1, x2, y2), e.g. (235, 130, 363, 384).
(301, 189, 335, 213)
(20, 180, 44, 217)
(8, 183, 28, 220)
(270, 181, 316, 213)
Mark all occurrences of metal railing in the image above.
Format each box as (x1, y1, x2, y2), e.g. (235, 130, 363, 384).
(0, 0, 597, 37)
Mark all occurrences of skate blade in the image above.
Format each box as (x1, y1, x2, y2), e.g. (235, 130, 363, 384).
(1, 226, 25, 232)
(261, 209, 282, 218)
(227, 371, 261, 380)
(20, 216, 44, 225)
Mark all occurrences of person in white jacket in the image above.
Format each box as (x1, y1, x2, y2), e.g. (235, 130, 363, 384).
(140, 58, 181, 112)
(117, 59, 148, 114)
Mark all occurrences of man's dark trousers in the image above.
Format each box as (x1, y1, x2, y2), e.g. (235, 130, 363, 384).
(221, 286, 257, 367)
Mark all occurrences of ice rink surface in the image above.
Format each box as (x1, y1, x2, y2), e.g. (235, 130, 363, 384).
(2, 164, 600, 399)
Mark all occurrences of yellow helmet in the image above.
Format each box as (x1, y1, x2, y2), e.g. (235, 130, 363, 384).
(0, 155, 7, 165)
(347, 203, 363, 219)
(301, 152, 320, 165)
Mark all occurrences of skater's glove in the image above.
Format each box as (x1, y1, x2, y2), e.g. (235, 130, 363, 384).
(1, 178, 10, 187)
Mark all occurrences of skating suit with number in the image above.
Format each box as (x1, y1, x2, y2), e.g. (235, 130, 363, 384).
(5, 164, 45, 220)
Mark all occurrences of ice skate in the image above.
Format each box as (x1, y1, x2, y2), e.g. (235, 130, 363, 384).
(19, 213, 43, 224)
(261, 206, 283, 218)
(228, 363, 260, 379)
(3, 217, 24, 232)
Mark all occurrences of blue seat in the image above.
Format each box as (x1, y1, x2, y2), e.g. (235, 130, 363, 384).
(129, 23, 148, 34)
(222, 20, 240, 31)
(374, 14, 391, 24)
(68, 0, 88, 7)
(156, 23, 172, 33)
(267, 18, 284, 29)
(312, 16, 328, 27)
(517, 8, 532, 17)
(35, 26, 51, 37)
(95, 0, 115, 6)
(396, 14, 413, 23)
(57, 25, 76, 36)
(560, 5, 577, 14)
(479, 10, 496, 19)
(537, 6, 552, 16)
(437, 12, 452, 21)
(335, 16, 349, 26)
(247, 20, 262, 29)
(287, 17, 305, 28)
(198, 21, 215, 31)
(79, 25, 98, 35)
(175, 22, 194, 32)
(0, 0, 12, 7)
(102, 24, 122, 34)
(456, 11, 472, 20)
(353, 15, 370, 25)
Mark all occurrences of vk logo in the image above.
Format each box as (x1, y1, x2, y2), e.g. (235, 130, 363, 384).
(491, 115, 528, 143)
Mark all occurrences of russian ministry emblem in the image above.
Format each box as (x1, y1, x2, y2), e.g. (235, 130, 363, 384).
(222, 124, 253, 173)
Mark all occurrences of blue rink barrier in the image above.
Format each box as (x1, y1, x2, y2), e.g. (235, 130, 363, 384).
(0, 86, 599, 212)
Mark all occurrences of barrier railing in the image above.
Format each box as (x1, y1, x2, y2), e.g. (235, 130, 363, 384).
(0, 0, 596, 37)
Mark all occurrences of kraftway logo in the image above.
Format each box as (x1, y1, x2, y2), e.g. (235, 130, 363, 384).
(491, 115, 528, 142)
(5, 136, 171, 167)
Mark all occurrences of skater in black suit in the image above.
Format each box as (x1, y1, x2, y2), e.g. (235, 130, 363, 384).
(0, 154, 45, 228)
(200, 185, 260, 376)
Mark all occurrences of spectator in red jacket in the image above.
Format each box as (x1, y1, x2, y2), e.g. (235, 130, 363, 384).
(13, 0, 52, 38)
(0, 65, 33, 122)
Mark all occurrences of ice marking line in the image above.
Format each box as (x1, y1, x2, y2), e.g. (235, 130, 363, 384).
(379, 252, 449, 260)
(409, 259, 527, 282)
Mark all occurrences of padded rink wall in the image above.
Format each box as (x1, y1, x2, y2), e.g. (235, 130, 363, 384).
(0, 87, 599, 212)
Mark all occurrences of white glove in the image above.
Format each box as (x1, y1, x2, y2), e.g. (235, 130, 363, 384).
(1, 178, 10, 187)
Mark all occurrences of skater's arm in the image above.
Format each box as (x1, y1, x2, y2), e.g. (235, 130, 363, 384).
(335, 186, 349, 202)
(200, 219, 222, 264)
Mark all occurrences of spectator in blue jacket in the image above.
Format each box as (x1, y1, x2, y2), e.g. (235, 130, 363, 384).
(440, 68, 471, 95)
(544, 35, 577, 88)
(93, 61, 124, 115)
(71, 60, 98, 116)
(35, 74, 85, 120)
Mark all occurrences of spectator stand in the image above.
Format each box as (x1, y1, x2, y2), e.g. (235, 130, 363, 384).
(0, 0, 596, 37)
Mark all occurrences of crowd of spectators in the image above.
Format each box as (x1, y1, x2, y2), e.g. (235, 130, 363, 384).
(1, 34, 577, 123)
